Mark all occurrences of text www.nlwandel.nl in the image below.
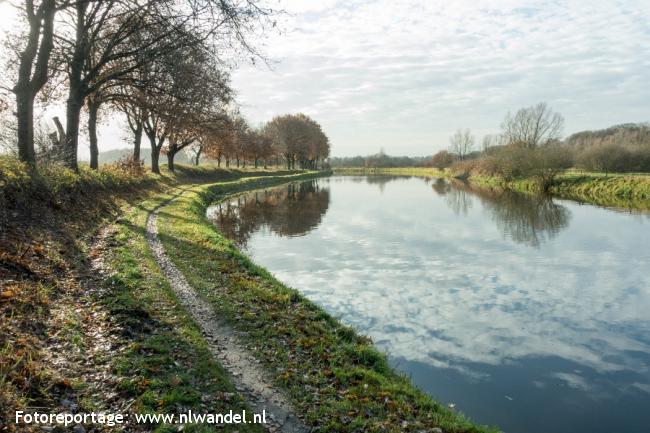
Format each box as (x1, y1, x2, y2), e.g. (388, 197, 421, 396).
(15, 409, 267, 427)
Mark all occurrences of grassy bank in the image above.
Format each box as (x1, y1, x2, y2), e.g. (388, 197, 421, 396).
(545, 172, 650, 209)
(469, 172, 650, 210)
(332, 166, 650, 210)
(153, 173, 496, 433)
(102, 188, 265, 433)
(0, 156, 294, 223)
(0, 156, 302, 432)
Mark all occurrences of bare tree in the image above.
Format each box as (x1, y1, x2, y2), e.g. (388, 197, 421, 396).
(449, 128, 475, 160)
(134, 38, 232, 173)
(501, 102, 564, 148)
(53, 0, 274, 170)
(187, 141, 204, 166)
(113, 92, 146, 161)
(8, 0, 60, 166)
(56, 1, 184, 170)
(481, 134, 502, 152)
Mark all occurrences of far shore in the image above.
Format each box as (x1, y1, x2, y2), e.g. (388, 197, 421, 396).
(332, 167, 650, 211)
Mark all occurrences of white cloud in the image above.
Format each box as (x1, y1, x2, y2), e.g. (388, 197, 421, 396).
(234, 0, 650, 156)
(2, 1, 649, 158)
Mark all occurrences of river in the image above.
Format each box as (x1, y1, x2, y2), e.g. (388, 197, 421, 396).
(206, 175, 650, 433)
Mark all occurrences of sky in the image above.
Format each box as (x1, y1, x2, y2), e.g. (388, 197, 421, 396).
(233, 0, 650, 156)
(2, 0, 650, 158)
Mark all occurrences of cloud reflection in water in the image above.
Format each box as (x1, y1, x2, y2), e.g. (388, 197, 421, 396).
(208, 175, 650, 433)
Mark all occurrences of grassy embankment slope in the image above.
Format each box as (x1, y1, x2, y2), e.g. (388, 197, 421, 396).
(1, 158, 496, 432)
(333, 167, 650, 210)
(1, 158, 291, 432)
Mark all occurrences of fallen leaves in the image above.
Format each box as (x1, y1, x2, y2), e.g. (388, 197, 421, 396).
(1, 289, 16, 299)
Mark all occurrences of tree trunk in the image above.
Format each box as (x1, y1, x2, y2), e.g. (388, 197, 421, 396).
(87, 98, 100, 169)
(52, 117, 65, 143)
(167, 148, 177, 171)
(13, 0, 56, 167)
(194, 147, 202, 165)
(151, 149, 160, 174)
(63, 1, 89, 171)
(133, 123, 143, 161)
(15, 89, 36, 165)
(149, 135, 161, 174)
(64, 91, 83, 170)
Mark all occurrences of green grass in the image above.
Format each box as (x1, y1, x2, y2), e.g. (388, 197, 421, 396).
(0, 156, 298, 430)
(546, 173, 650, 209)
(469, 172, 650, 210)
(101, 189, 265, 433)
(154, 172, 498, 433)
(0, 154, 301, 215)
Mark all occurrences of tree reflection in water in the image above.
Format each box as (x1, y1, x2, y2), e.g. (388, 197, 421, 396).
(432, 178, 571, 247)
(346, 175, 413, 193)
(208, 180, 330, 248)
(211, 176, 569, 249)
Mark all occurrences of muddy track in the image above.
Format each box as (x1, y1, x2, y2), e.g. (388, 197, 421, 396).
(145, 189, 309, 433)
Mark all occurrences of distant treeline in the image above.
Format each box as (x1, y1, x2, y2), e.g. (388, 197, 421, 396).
(331, 119, 650, 174)
(565, 123, 650, 147)
(330, 152, 432, 168)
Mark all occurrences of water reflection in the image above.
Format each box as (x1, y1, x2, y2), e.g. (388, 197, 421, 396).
(431, 179, 571, 247)
(207, 175, 650, 433)
(344, 174, 411, 193)
(343, 175, 571, 247)
(207, 180, 330, 247)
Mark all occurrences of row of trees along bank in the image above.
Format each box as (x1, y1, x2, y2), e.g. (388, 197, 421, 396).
(0, 1, 330, 173)
(429, 103, 650, 190)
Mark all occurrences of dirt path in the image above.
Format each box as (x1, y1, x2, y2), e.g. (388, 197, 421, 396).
(145, 191, 309, 433)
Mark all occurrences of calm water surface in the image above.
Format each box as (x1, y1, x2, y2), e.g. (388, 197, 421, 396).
(206, 175, 650, 433)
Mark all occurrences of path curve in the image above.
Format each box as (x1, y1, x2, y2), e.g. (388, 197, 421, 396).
(145, 190, 309, 433)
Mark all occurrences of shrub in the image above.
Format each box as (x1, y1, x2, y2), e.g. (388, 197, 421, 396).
(453, 145, 574, 189)
(113, 155, 146, 177)
(628, 146, 650, 172)
(483, 146, 534, 181)
(430, 150, 455, 169)
(528, 145, 574, 190)
(0, 156, 32, 198)
(449, 159, 480, 179)
(576, 143, 634, 174)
